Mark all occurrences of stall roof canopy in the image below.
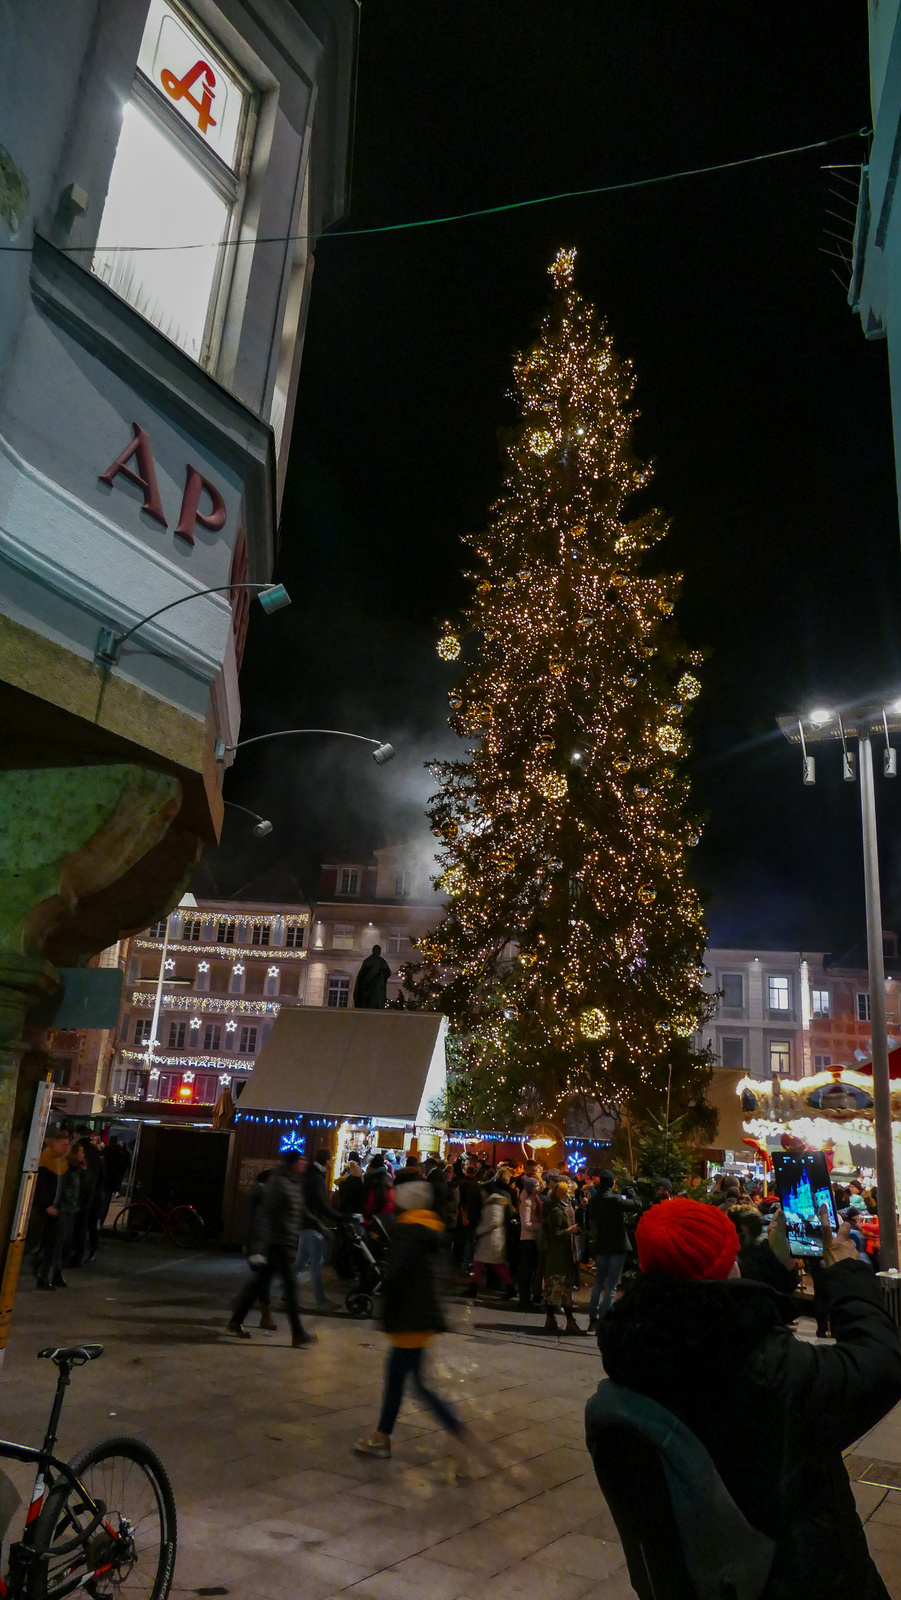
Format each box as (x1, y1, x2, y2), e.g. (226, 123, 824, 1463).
(240, 1009, 447, 1123)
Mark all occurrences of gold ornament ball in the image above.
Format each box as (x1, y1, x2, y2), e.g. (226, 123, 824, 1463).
(438, 634, 461, 661)
(657, 725, 682, 754)
(529, 428, 555, 456)
(540, 771, 568, 802)
(657, 597, 674, 615)
(581, 1007, 609, 1041)
(638, 884, 657, 904)
(613, 757, 631, 774)
(677, 672, 701, 701)
(441, 866, 467, 897)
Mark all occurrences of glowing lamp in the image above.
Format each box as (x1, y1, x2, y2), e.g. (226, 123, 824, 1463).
(809, 708, 833, 726)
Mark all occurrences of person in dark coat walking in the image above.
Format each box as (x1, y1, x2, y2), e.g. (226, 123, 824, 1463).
(69, 1130, 103, 1266)
(353, 945, 391, 1008)
(594, 1196, 901, 1600)
(354, 1175, 470, 1458)
(585, 1170, 639, 1330)
(228, 1150, 314, 1346)
(297, 1149, 341, 1307)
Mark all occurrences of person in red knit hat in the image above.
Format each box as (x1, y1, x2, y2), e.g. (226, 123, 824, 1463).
(594, 1198, 901, 1600)
(635, 1195, 740, 1282)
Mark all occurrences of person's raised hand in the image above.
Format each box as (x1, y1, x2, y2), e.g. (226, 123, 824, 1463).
(767, 1206, 792, 1268)
(819, 1203, 860, 1267)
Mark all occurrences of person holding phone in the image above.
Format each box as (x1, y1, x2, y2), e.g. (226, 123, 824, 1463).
(596, 1195, 901, 1600)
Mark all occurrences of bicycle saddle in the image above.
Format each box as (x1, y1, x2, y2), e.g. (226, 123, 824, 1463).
(38, 1345, 104, 1366)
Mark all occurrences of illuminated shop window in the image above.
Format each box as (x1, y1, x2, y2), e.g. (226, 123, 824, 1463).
(93, 0, 253, 368)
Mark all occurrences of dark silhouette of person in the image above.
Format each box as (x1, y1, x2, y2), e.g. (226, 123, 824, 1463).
(353, 944, 391, 1009)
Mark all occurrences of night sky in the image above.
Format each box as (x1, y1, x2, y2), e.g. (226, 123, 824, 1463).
(199, 2, 901, 956)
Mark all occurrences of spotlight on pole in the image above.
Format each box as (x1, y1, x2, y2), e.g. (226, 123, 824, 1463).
(371, 742, 396, 765)
(253, 819, 274, 837)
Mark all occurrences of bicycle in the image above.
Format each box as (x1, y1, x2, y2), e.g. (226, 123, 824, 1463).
(112, 1196, 204, 1248)
(0, 1343, 176, 1599)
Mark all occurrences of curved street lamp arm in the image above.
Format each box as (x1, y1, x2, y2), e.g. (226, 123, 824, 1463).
(116, 584, 279, 648)
(227, 728, 382, 753)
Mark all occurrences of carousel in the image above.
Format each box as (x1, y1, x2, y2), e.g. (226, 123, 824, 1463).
(737, 1052, 901, 1211)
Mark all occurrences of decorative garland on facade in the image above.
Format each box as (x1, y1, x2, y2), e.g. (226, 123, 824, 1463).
(130, 992, 281, 1015)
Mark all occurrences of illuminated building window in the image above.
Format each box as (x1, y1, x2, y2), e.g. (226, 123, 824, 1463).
(284, 924, 304, 948)
(395, 871, 411, 896)
(251, 924, 271, 947)
(217, 920, 236, 945)
(811, 988, 831, 1018)
(768, 976, 791, 1012)
(721, 973, 743, 1009)
(857, 991, 872, 1022)
(327, 976, 350, 1009)
(93, 0, 253, 368)
(203, 1023, 221, 1051)
(769, 1040, 791, 1076)
(333, 925, 355, 950)
(168, 1020, 187, 1048)
(238, 1025, 258, 1053)
(720, 1037, 744, 1070)
(339, 868, 360, 895)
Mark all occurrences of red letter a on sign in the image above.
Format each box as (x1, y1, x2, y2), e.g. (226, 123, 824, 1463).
(174, 466, 227, 546)
(99, 424, 168, 526)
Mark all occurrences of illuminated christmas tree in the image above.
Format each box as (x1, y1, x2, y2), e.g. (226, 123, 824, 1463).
(410, 249, 712, 1128)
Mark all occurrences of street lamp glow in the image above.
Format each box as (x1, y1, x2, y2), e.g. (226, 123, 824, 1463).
(891, 698, 901, 714)
(809, 708, 833, 726)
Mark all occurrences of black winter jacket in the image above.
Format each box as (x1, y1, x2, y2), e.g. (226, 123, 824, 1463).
(380, 1216, 450, 1336)
(250, 1168, 304, 1258)
(598, 1259, 901, 1600)
(303, 1162, 341, 1224)
(586, 1188, 637, 1255)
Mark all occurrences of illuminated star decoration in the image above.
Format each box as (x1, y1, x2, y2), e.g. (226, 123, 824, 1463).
(406, 247, 712, 1129)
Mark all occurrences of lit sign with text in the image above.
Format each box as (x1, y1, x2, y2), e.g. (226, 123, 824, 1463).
(137, 0, 247, 170)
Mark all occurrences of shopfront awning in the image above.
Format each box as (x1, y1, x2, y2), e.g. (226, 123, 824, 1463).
(239, 1008, 447, 1124)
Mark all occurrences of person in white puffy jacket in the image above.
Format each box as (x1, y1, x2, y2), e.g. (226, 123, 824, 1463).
(467, 1181, 515, 1300)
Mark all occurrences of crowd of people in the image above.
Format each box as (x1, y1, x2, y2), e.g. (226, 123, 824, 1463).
(29, 1124, 131, 1288)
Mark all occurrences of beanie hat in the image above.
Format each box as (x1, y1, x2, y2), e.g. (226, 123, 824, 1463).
(635, 1197, 738, 1282)
(394, 1180, 434, 1213)
(598, 1170, 616, 1191)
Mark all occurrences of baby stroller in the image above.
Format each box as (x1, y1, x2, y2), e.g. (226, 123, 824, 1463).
(341, 1213, 391, 1318)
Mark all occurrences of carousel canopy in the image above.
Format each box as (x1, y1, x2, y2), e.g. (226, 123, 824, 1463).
(240, 1008, 447, 1123)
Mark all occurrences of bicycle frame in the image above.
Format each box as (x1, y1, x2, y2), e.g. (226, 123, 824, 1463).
(0, 1360, 119, 1600)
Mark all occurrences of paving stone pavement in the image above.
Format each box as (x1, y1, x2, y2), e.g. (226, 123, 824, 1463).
(0, 1242, 896, 1598)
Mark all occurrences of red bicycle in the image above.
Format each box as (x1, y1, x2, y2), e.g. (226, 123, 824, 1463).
(113, 1195, 204, 1248)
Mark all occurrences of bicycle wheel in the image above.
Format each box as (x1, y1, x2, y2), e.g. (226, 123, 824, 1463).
(113, 1203, 154, 1242)
(29, 1435, 176, 1600)
(167, 1206, 204, 1248)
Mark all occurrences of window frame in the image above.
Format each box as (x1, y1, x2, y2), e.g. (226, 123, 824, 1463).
(769, 1039, 791, 1076)
(284, 924, 303, 948)
(238, 1024, 258, 1053)
(133, 1018, 153, 1046)
(168, 1019, 187, 1049)
(333, 924, 355, 951)
(857, 991, 872, 1022)
(182, 916, 203, 942)
(339, 868, 360, 896)
(203, 1022, 221, 1052)
(251, 924, 271, 947)
(327, 975, 350, 1010)
(217, 920, 236, 945)
(720, 973, 744, 1010)
(767, 975, 791, 1013)
(94, 0, 257, 373)
(720, 1036, 744, 1070)
(810, 987, 831, 1019)
(395, 871, 410, 897)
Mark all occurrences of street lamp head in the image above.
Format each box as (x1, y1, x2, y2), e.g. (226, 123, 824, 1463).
(371, 742, 396, 765)
(258, 584, 291, 614)
(252, 819, 274, 837)
(809, 707, 833, 726)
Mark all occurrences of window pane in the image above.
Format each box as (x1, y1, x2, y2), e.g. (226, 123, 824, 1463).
(858, 992, 871, 1021)
(138, 0, 248, 171)
(768, 977, 790, 1010)
(811, 988, 830, 1018)
(721, 1037, 744, 1070)
(93, 102, 230, 364)
(721, 974, 743, 1009)
(769, 1040, 790, 1074)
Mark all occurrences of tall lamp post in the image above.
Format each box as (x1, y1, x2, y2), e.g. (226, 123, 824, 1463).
(777, 696, 901, 1271)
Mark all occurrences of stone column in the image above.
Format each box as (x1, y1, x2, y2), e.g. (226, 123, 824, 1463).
(0, 763, 191, 1248)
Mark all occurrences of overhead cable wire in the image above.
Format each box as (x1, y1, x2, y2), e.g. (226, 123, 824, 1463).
(0, 128, 870, 255)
